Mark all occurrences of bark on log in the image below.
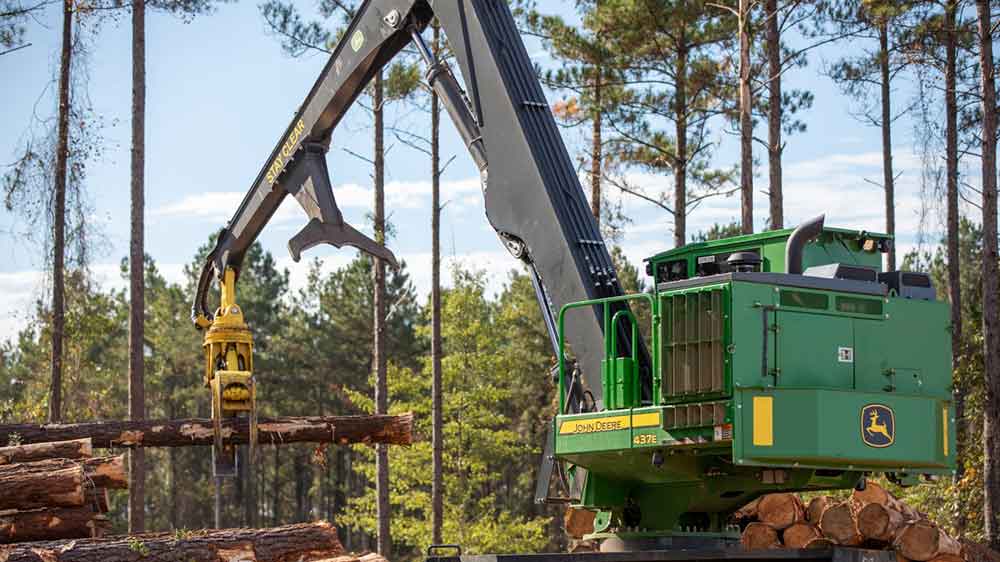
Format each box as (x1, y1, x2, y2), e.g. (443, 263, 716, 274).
(0, 521, 343, 562)
(0, 466, 85, 510)
(928, 555, 964, 562)
(758, 493, 806, 530)
(895, 521, 962, 561)
(0, 456, 127, 489)
(742, 522, 781, 550)
(852, 480, 920, 520)
(734, 496, 763, 522)
(857, 502, 906, 543)
(0, 415, 413, 448)
(783, 523, 822, 549)
(84, 489, 108, 514)
(819, 501, 862, 546)
(961, 540, 1000, 562)
(0, 439, 92, 465)
(803, 537, 835, 549)
(0, 507, 108, 543)
(563, 508, 595, 539)
(806, 496, 833, 525)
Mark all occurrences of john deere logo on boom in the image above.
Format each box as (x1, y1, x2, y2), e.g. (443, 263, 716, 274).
(861, 404, 894, 448)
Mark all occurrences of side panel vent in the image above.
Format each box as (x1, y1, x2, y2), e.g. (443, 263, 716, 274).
(662, 288, 727, 400)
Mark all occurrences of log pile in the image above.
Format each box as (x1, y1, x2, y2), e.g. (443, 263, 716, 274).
(0, 439, 121, 543)
(737, 484, 973, 562)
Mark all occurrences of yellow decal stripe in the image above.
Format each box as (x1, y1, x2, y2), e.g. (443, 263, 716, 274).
(559, 415, 630, 435)
(632, 412, 660, 428)
(943, 406, 949, 456)
(753, 396, 774, 447)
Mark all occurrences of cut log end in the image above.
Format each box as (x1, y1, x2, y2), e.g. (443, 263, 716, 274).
(894, 521, 942, 562)
(807, 496, 833, 525)
(742, 522, 781, 551)
(819, 501, 862, 546)
(758, 493, 806, 530)
(783, 522, 822, 549)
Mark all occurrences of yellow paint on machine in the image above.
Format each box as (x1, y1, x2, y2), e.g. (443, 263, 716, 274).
(753, 396, 773, 446)
(558, 411, 660, 435)
(943, 406, 949, 456)
(632, 412, 660, 428)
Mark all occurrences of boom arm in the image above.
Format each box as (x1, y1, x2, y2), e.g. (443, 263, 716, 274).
(192, 0, 651, 409)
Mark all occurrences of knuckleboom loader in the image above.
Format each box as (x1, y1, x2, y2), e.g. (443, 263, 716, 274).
(192, 0, 954, 556)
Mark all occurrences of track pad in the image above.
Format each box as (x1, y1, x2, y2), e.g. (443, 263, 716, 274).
(289, 217, 398, 269)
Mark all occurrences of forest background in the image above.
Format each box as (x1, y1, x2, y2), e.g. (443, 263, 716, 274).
(1, 0, 998, 560)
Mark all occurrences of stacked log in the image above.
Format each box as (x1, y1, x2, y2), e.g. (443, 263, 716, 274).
(0, 521, 344, 562)
(737, 483, 976, 562)
(0, 439, 116, 543)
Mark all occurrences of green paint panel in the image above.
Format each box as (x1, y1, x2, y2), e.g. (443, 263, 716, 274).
(734, 388, 954, 471)
(776, 311, 854, 389)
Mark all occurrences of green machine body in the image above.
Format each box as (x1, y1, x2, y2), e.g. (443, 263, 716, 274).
(551, 216, 954, 544)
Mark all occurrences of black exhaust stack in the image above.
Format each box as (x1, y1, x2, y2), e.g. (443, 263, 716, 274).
(785, 214, 825, 274)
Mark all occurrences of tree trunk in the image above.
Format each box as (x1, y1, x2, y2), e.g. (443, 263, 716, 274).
(0, 522, 343, 562)
(591, 70, 602, 226)
(806, 496, 832, 524)
(271, 446, 281, 526)
(765, 0, 782, 230)
(943, 0, 963, 425)
(0, 414, 413, 448)
(674, 44, 688, 248)
(430, 19, 444, 548)
(0, 508, 108, 543)
(128, 0, 146, 535)
(895, 521, 963, 561)
(372, 68, 391, 560)
(0, 465, 86, 510)
(804, 538, 835, 549)
(942, 4, 966, 534)
(49, 0, 73, 425)
(0, 438, 91, 464)
(741, 522, 780, 550)
(819, 501, 862, 546)
(0, 455, 127, 489)
(977, 0, 1000, 548)
(757, 493, 805, 530)
(857, 503, 906, 543)
(878, 20, 895, 271)
(739, 0, 754, 235)
(783, 523, 821, 549)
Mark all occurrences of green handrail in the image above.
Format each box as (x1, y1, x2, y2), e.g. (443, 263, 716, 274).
(557, 293, 660, 413)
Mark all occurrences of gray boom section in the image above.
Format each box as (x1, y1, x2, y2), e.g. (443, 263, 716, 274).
(433, 0, 650, 405)
(193, 0, 651, 406)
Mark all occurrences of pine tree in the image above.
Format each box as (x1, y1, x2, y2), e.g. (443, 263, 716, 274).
(974, 0, 999, 546)
(525, 0, 621, 227)
(596, 0, 736, 246)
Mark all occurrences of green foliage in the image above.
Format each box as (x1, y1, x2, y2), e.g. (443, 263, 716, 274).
(0, 237, 566, 550)
(339, 269, 555, 561)
(901, 218, 988, 540)
(691, 221, 743, 243)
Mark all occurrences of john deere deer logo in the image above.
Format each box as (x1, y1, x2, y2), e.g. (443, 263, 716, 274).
(861, 404, 894, 448)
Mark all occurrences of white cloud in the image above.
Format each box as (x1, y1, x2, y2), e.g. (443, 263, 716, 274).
(152, 177, 484, 223)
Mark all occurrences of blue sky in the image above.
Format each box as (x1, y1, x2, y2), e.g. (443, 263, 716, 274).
(0, 0, 983, 341)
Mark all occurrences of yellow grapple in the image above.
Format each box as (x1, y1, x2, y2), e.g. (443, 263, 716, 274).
(201, 267, 257, 478)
